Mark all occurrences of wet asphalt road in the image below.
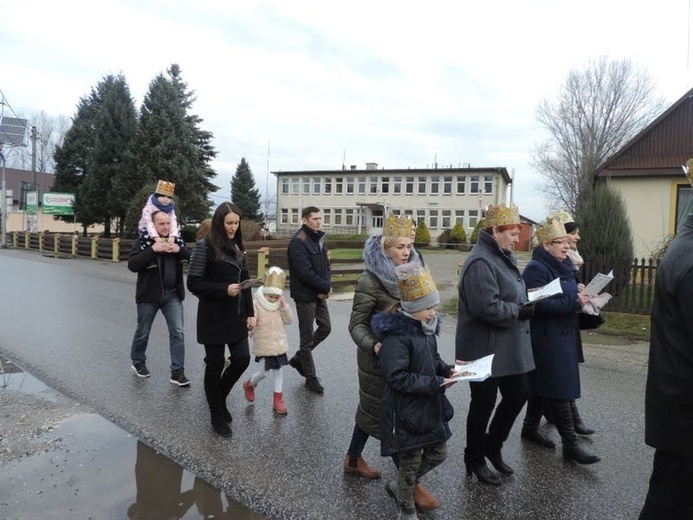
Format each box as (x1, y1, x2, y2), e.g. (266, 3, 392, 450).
(0, 248, 653, 519)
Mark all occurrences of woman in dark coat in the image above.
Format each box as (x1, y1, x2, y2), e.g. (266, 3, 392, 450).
(455, 203, 535, 486)
(521, 216, 599, 464)
(187, 203, 255, 437)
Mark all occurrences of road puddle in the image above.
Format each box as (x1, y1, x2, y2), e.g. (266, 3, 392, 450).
(0, 356, 265, 519)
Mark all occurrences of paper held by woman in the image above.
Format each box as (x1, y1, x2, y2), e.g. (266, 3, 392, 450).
(446, 354, 495, 384)
(527, 278, 563, 302)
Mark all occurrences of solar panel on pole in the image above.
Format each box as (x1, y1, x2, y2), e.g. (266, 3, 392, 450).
(1, 115, 28, 247)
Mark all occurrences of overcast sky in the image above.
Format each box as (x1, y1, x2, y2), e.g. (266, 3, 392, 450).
(1, 0, 692, 221)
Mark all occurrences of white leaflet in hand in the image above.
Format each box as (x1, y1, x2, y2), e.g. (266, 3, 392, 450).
(584, 270, 614, 295)
(527, 277, 563, 302)
(240, 278, 262, 289)
(445, 354, 495, 384)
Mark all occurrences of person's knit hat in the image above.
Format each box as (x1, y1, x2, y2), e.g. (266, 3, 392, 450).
(395, 263, 440, 313)
(262, 266, 286, 296)
(155, 180, 175, 197)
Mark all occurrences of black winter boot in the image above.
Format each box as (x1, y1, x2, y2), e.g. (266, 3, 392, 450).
(548, 399, 599, 465)
(484, 434, 513, 475)
(204, 367, 232, 437)
(521, 396, 556, 449)
(570, 400, 595, 435)
(464, 449, 501, 486)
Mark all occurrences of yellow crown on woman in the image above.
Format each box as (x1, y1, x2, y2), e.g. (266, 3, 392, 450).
(383, 214, 414, 238)
(265, 266, 287, 292)
(549, 209, 574, 225)
(536, 216, 567, 243)
(485, 203, 521, 227)
(156, 180, 175, 197)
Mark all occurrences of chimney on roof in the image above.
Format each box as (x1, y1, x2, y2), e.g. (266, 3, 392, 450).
(365, 162, 378, 170)
(350, 164, 357, 170)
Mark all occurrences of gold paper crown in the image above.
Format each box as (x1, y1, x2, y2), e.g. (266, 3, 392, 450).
(550, 209, 574, 226)
(485, 203, 521, 227)
(383, 214, 413, 238)
(156, 180, 175, 197)
(683, 159, 693, 186)
(264, 266, 287, 291)
(536, 216, 567, 243)
(396, 264, 437, 301)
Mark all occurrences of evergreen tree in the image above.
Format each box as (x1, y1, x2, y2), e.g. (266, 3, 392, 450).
(577, 183, 634, 295)
(470, 219, 485, 244)
(449, 222, 467, 248)
(231, 157, 263, 224)
(130, 64, 217, 226)
(53, 86, 102, 235)
(414, 220, 430, 247)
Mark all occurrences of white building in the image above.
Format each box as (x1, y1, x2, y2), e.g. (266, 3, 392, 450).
(273, 163, 512, 238)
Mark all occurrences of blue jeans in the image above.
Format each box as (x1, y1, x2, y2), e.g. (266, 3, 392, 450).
(130, 288, 185, 371)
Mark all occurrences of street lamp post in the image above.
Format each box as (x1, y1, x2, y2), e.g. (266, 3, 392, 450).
(1, 150, 7, 248)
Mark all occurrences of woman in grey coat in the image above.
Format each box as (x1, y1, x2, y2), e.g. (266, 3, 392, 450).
(455, 203, 535, 486)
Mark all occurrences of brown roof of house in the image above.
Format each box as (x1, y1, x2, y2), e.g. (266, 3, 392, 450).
(595, 87, 693, 178)
(1, 167, 55, 203)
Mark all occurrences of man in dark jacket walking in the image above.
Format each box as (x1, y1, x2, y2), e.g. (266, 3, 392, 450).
(128, 211, 192, 386)
(639, 211, 693, 519)
(287, 206, 332, 393)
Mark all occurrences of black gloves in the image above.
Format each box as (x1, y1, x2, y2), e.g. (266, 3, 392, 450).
(518, 303, 535, 320)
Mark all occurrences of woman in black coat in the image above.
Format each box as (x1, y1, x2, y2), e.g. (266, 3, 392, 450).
(187, 203, 255, 437)
(521, 217, 599, 464)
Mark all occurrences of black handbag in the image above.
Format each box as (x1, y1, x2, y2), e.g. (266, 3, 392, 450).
(579, 312, 604, 330)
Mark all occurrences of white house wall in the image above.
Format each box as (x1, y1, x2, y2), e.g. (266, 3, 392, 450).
(606, 177, 673, 260)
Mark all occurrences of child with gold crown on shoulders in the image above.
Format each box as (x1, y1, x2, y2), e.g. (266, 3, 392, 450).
(138, 180, 180, 243)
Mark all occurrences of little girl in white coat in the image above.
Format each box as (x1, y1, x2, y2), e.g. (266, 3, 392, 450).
(243, 267, 293, 414)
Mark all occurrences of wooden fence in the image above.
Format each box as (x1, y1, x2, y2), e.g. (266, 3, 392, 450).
(582, 257, 658, 314)
(6, 232, 364, 290)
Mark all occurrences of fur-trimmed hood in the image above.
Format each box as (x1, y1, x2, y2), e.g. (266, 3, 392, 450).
(371, 310, 441, 339)
(362, 235, 420, 298)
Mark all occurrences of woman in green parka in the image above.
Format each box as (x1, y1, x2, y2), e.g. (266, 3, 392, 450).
(343, 214, 440, 511)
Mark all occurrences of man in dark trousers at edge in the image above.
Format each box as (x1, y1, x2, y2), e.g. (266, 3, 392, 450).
(287, 206, 332, 393)
(128, 211, 192, 386)
(639, 203, 693, 520)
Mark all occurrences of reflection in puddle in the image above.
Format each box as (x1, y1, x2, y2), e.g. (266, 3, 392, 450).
(0, 356, 265, 519)
(0, 356, 60, 402)
(131, 441, 264, 519)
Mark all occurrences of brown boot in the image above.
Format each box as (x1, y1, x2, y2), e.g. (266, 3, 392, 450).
(343, 455, 381, 479)
(413, 483, 440, 511)
(273, 392, 287, 414)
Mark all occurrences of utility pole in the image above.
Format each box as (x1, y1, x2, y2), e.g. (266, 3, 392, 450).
(29, 126, 37, 232)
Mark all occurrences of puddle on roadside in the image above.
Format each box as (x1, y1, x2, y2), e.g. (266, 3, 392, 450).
(0, 357, 266, 520)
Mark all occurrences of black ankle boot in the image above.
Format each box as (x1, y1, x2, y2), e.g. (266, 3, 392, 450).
(521, 427, 556, 449)
(211, 414, 232, 437)
(464, 453, 501, 485)
(485, 435, 513, 475)
(563, 443, 600, 464)
(570, 401, 595, 435)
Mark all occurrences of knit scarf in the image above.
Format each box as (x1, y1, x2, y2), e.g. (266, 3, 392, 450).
(402, 310, 439, 335)
(255, 286, 281, 311)
(151, 194, 175, 213)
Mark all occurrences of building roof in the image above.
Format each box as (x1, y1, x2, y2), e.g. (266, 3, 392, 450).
(273, 165, 512, 184)
(1, 167, 56, 203)
(595, 86, 693, 179)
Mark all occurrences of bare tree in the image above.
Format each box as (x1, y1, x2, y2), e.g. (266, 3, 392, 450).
(531, 57, 665, 215)
(4, 110, 70, 173)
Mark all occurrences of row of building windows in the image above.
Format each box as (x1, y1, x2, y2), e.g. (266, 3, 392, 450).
(280, 208, 487, 230)
(279, 175, 495, 197)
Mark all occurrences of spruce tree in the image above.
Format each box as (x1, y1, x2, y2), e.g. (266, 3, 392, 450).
(414, 221, 430, 247)
(577, 183, 634, 294)
(130, 64, 217, 226)
(231, 157, 263, 224)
